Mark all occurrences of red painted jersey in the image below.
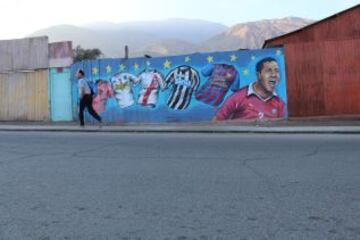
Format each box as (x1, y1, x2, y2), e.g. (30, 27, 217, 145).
(215, 84, 286, 121)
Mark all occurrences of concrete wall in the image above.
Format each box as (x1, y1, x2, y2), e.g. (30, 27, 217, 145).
(0, 36, 49, 73)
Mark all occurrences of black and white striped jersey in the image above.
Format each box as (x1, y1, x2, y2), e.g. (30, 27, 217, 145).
(165, 66, 200, 110)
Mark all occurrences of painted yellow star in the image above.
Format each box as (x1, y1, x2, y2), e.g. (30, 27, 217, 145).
(163, 59, 171, 69)
(134, 63, 139, 71)
(243, 69, 249, 76)
(92, 67, 99, 75)
(119, 64, 126, 71)
(276, 49, 282, 55)
(251, 55, 257, 61)
(207, 56, 214, 63)
(185, 56, 191, 63)
(230, 54, 238, 62)
(106, 65, 112, 73)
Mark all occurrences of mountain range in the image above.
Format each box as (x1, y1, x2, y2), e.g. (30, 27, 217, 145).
(30, 17, 313, 58)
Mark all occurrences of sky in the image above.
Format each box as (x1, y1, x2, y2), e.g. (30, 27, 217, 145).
(0, 0, 358, 40)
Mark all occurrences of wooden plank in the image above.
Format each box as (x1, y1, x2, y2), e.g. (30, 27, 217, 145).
(0, 70, 49, 121)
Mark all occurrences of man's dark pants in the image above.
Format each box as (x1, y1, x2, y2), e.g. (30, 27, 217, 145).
(79, 94, 102, 126)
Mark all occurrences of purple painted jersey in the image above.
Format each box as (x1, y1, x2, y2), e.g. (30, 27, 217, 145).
(195, 64, 240, 107)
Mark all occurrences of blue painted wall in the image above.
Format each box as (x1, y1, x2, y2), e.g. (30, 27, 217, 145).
(71, 49, 287, 123)
(49, 68, 73, 121)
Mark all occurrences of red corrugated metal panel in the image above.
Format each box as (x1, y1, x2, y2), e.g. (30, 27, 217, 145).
(322, 39, 360, 115)
(285, 38, 360, 117)
(266, 6, 360, 47)
(284, 42, 325, 117)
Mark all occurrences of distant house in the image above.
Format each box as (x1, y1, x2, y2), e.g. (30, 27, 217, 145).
(263, 4, 360, 119)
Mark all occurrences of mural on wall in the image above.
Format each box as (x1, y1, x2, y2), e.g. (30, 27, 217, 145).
(71, 48, 287, 123)
(92, 80, 113, 113)
(195, 64, 239, 107)
(137, 68, 165, 108)
(110, 72, 139, 109)
(165, 65, 200, 110)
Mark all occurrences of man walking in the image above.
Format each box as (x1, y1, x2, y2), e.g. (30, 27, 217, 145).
(76, 69, 102, 127)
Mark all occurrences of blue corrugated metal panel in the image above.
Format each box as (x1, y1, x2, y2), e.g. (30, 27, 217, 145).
(71, 49, 288, 123)
(49, 68, 73, 121)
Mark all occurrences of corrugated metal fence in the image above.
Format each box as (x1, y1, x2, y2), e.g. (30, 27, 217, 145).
(48, 41, 73, 121)
(0, 36, 49, 121)
(0, 70, 49, 121)
(285, 38, 360, 117)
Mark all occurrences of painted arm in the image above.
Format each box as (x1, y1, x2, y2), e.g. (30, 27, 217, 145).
(157, 73, 166, 91)
(231, 71, 240, 92)
(201, 64, 214, 77)
(193, 70, 200, 91)
(213, 93, 240, 122)
(164, 71, 175, 89)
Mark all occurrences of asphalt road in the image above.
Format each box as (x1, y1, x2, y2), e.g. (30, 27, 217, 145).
(0, 132, 360, 240)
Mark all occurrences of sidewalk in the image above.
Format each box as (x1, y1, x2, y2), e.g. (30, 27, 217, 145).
(0, 120, 359, 133)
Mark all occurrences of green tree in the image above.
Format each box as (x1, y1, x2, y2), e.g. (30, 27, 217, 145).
(73, 45, 103, 62)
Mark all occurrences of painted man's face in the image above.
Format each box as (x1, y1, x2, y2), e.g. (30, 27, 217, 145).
(258, 61, 280, 93)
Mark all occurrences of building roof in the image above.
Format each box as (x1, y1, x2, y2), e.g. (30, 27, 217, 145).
(263, 4, 360, 48)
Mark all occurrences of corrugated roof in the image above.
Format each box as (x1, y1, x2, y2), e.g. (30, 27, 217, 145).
(263, 4, 360, 48)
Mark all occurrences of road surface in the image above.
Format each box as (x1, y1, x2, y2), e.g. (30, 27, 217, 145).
(0, 132, 359, 240)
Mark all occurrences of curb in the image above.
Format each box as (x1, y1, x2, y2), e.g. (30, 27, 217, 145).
(1, 126, 360, 134)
